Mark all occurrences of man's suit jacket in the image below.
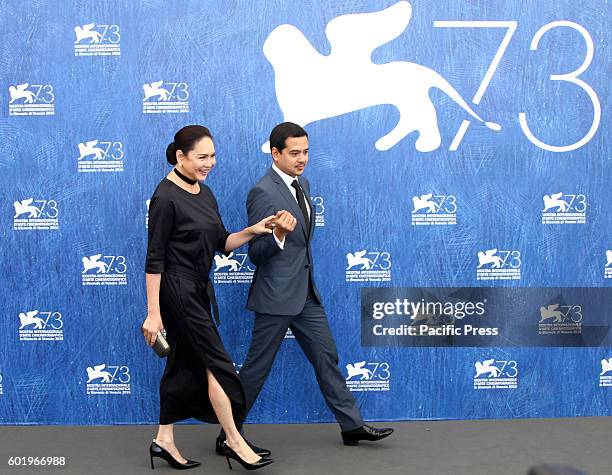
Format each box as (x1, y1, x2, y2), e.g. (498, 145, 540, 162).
(246, 167, 322, 316)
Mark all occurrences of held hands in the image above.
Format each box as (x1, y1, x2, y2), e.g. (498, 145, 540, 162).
(272, 210, 297, 240)
(249, 215, 276, 236)
(141, 314, 164, 347)
(248, 211, 297, 239)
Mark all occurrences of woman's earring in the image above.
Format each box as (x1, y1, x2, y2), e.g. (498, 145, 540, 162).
(178, 161, 183, 167)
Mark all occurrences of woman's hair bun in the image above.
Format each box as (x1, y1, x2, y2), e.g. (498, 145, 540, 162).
(165, 142, 177, 165)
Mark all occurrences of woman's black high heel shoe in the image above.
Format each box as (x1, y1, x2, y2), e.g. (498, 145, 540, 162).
(149, 440, 201, 470)
(222, 441, 274, 471)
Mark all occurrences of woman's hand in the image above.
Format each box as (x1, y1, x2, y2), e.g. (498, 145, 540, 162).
(141, 314, 164, 346)
(249, 215, 276, 236)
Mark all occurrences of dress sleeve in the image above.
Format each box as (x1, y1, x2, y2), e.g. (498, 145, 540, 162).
(145, 193, 175, 273)
(207, 186, 230, 255)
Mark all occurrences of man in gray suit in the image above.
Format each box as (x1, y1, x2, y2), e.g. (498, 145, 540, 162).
(216, 122, 392, 455)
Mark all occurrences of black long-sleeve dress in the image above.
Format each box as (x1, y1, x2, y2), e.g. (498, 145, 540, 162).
(146, 178, 246, 425)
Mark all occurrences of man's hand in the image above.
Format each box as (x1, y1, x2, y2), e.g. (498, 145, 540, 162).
(273, 210, 297, 241)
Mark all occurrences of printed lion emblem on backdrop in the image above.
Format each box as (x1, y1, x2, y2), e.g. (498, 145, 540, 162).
(262, 1, 500, 153)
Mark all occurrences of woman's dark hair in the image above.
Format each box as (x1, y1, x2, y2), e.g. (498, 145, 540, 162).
(269, 122, 308, 153)
(166, 125, 214, 165)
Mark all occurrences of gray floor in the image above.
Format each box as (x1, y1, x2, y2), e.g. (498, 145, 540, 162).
(0, 418, 609, 475)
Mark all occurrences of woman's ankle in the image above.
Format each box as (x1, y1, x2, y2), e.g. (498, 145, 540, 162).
(154, 437, 174, 447)
(224, 434, 243, 449)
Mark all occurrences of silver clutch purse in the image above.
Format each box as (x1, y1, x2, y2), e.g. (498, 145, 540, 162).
(152, 331, 170, 358)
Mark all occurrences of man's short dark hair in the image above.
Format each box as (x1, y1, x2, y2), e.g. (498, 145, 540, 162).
(269, 122, 308, 153)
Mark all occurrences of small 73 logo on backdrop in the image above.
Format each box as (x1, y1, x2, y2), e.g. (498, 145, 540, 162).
(345, 361, 391, 392)
(8, 83, 55, 116)
(477, 249, 520, 269)
(78, 141, 123, 161)
(74, 23, 121, 56)
(82, 255, 126, 274)
(601, 358, 612, 377)
(18, 310, 63, 330)
(8, 83, 54, 104)
(142, 81, 189, 114)
(346, 250, 391, 271)
(86, 364, 131, 395)
(345, 250, 392, 283)
(13, 199, 59, 231)
(542, 193, 587, 224)
(74, 23, 120, 44)
(81, 255, 128, 286)
(77, 140, 124, 172)
(411, 193, 457, 225)
(539, 304, 583, 324)
(142, 81, 189, 102)
(86, 364, 130, 383)
(19, 310, 64, 341)
(476, 249, 521, 281)
(311, 196, 325, 227)
(345, 361, 390, 381)
(213, 253, 255, 285)
(605, 250, 612, 279)
(474, 359, 518, 390)
(599, 358, 612, 387)
(214, 252, 255, 273)
(474, 359, 517, 378)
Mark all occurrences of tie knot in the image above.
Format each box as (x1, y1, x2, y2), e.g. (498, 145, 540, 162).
(291, 179, 300, 190)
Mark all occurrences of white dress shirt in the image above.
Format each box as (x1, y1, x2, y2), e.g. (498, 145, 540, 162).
(271, 163, 311, 249)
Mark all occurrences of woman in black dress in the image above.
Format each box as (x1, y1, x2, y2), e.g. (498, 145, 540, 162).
(141, 125, 275, 471)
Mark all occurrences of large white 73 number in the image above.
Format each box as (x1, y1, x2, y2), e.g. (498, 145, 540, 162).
(435, 20, 600, 152)
(518, 21, 600, 152)
(433, 21, 517, 151)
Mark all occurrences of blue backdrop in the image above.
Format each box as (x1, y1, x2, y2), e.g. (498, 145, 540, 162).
(1, 0, 610, 425)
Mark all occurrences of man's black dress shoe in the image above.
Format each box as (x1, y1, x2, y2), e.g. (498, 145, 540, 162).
(216, 436, 272, 457)
(341, 424, 394, 446)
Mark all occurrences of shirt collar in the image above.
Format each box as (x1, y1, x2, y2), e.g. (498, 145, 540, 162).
(272, 163, 299, 188)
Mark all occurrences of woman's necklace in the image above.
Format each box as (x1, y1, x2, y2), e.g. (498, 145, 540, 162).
(174, 167, 197, 185)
